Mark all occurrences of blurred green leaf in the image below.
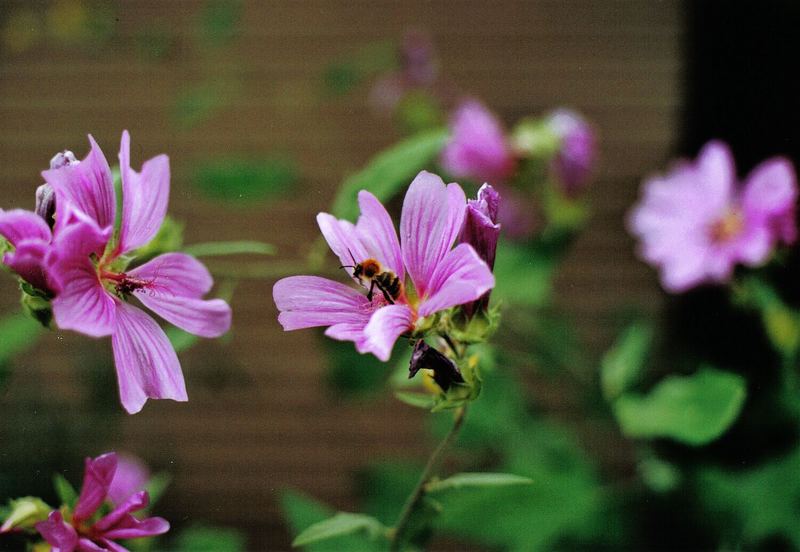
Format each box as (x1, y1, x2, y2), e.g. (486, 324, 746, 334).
(280, 490, 386, 552)
(332, 128, 449, 221)
(173, 81, 240, 128)
(0, 313, 43, 365)
(601, 322, 654, 401)
(394, 391, 437, 409)
(166, 327, 199, 353)
(144, 472, 171, 506)
(53, 473, 78, 509)
(293, 512, 386, 547)
(323, 41, 396, 96)
(172, 523, 247, 552)
(426, 472, 532, 493)
(183, 241, 275, 257)
(0, 496, 51, 532)
(193, 157, 297, 202)
(196, 0, 243, 49)
(492, 241, 556, 308)
(613, 366, 746, 446)
(637, 456, 681, 493)
(323, 336, 399, 397)
(699, 446, 800, 547)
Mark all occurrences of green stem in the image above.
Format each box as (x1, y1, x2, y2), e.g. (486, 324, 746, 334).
(389, 406, 467, 551)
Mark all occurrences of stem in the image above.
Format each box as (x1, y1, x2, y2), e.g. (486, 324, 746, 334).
(390, 406, 467, 551)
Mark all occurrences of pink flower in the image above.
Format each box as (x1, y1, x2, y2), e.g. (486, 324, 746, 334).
(628, 140, 797, 293)
(546, 108, 596, 197)
(35, 453, 168, 552)
(107, 454, 150, 507)
(273, 171, 495, 361)
(459, 184, 501, 318)
(440, 100, 516, 184)
(42, 131, 232, 413)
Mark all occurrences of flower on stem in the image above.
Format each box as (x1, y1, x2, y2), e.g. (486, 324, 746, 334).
(40, 131, 232, 413)
(628, 140, 797, 293)
(458, 184, 501, 319)
(545, 108, 596, 197)
(409, 339, 464, 391)
(440, 100, 516, 185)
(35, 452, 168, 552)
(107, 454, 150, 507)
(273, 171, 495, 361)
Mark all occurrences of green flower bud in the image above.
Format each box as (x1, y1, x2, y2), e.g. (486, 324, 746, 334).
(0, 497, 52, 533)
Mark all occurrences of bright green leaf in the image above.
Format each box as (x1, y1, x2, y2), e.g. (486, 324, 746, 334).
(183, 241, 275, 257)
(613, 366, 746, 446)
(1, 496, 51, 532)
(601, 322, 653, 401)
(53, 473, 78, 509)
(293, 512, 386, 547)
(332, 128, 449, 221)
(426, 472, 532, 493)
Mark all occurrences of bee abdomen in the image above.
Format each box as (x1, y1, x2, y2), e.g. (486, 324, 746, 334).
(376, 272, 402, 299)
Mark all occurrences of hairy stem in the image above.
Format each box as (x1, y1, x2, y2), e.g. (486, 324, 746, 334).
(390, 406, 467, 551)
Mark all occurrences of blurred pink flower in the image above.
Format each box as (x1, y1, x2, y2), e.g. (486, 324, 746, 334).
(546, 108, 597, 196)
(274, 171, 495, 361)
(107, 454, 151, 507)
(440, 100, 516, 184)
(43, 131, 231, 413)
(35, 453, 168, 552)
(628, 140, 797, 293)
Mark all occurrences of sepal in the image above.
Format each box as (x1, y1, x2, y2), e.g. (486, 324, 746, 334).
(0, 497, 52, 533)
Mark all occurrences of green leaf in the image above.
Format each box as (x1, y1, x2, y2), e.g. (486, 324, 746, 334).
(1, 497, 52, 531)
(491, 240, 558, 308)
(280, 490, 386, 552)
(394, 391, 437, 410)
(331, 129, 449, 221)
(0, 313, 43, 365)
(193, 157, 297, 202)
(601, 322, 653, 401)
(166, 326, 199, 353)
(144, 472, 171, 506)
(183, 241, 275, 257)
(613, 366, 746, 446)
(426, 472, 533, 493)
(293, 513, 386, 547)
(172, 523, 247, 552)
(324, 335, 400, 397)
(53, 473, 78, 509)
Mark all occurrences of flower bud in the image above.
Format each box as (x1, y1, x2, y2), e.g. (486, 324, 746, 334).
(545, 109, 596, 197)
(36, 151, 78, 227)
(409, 339, 464, 392)
(0, 497, 51, 533)
(459, 184, 500, 319)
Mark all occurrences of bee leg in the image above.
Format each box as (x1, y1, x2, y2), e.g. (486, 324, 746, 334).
(376, 282, 395, 304)
(367, 280, 375, 302)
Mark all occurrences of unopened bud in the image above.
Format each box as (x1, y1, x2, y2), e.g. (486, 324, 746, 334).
(459, 184, 500, 319)
(49, 150, 78, 170)
(0, 497, 52, 533)
(35, 184, 56, 227)
(409, 340, 464, 391)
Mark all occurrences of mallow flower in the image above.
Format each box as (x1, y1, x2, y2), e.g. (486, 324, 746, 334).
(41, 131, 231, 413)
(107, 454, 151, 507)
(440, 100, 516, 185)
(628, 140, 797, 293)
(459, 184, 501, 319)
(545, 108, 596, 197)
(273, 171, 495, 361)
(35, 452, 168, 552)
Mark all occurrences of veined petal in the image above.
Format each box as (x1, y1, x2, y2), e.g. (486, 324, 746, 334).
(419, 243, 495, 317)
(355, 191, 403, 277)
(50, 256, 116, 338)
(100, 515, 169, 540)
(0, 209, 51, 246)
(4, 240, 50, 292)
(43, 134, 116, 230)
(273, 275, 371, 331)
(400, 171, 467, 297)
(742, 157, 797, 217)
(695, 140, 735, 214)
(35, 511, 79, 552)
(317, 212, 369, 269)
(128, 252, 213, 298)
(118, 131, 170, 254)
(94, 491, 147, 533)
(112, 302, 187, 415)
(107, 454, 150, 506)
(73, 453, 117, 523)
(79, 539, 114, 552)
(135, 294, 231, 338)
(360, 304, 414, 361)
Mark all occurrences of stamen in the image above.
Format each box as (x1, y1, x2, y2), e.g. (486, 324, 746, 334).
(709, 209, 744, 243)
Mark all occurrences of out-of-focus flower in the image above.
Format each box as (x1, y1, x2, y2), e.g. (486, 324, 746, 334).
(43, 131, 231, 413)
(35, 452, 169, 552)
(107, 454, 150, 507)
(459, 184, 501, 318)
(440, 100, 517, 184)
(273, 171, 495, 361)
(545, 108, 596, 196)
(628, 140, 797, 293)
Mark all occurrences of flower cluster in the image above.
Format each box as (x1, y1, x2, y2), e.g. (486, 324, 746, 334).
(628, 140, 797, 292)
(274, 171, 499, 392)
(0, 132, 232, 413)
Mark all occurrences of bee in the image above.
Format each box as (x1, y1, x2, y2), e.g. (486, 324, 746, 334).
(341, 255, 403, 304)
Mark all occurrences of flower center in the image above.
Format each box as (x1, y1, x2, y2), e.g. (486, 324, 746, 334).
(709, 209, 744, 243)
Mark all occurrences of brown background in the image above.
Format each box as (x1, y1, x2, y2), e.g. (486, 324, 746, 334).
(0, 1, 678, 548)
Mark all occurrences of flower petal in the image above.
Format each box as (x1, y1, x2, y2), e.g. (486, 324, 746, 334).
(695, 140, 735, 215)
(94, 491, 147, 533)
(273, 275, 372, 331)
(400, 171, 467, 297)
(3, 240, 50, 292)
(356, 190, 404, 278)
(107, 454, 150, 506)
(135, 294, 231, 338)
(118, 131, 170, 254)
(100, 515, 170, 540)
(0, 209, 51, 246)
(742, 157, 797, 217)
(35, 511, 79, 552)
(127, 252, 213, 298)
(77, 538, 107, 552)
(317, 212, 369, 269)
(360, 304, 414, 361)
(43, 134, 116, 231)
(112, 302, 187, 415)
(73, 452, 117, 523)
(419, 243, 495, 317)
